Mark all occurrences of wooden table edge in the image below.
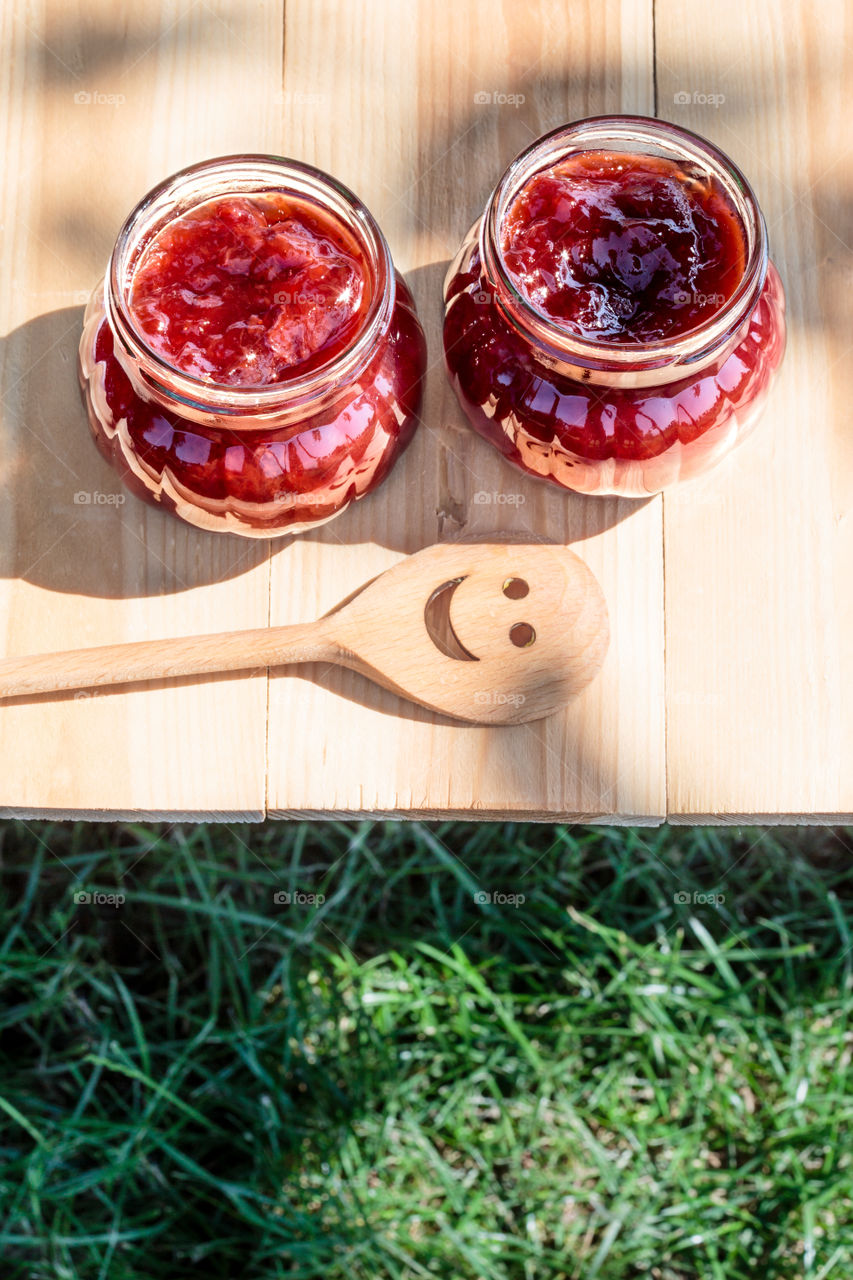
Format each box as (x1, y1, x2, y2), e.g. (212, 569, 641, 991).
(669, 812, 853, 827)
(0, 807, 266, 823)
(268, 808, 666, 825)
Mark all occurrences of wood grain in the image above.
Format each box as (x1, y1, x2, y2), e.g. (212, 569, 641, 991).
(656, 0, 853, 821)
(0, 0, 282, 818)
(266, 0, 665, 820)
(8, 0, 841, 821)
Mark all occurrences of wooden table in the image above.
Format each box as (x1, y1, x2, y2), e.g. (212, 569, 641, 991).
(0, 0, 849, 824)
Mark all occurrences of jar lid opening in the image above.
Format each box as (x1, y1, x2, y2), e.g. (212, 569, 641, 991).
(482, 116, 769, 373)
(106, 155, 396, 418)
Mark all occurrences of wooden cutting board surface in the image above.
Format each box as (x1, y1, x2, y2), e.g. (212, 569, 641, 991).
(0, 0, 847, 824)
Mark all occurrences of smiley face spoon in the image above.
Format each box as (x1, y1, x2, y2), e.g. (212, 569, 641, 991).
(0, 543, 609, 724)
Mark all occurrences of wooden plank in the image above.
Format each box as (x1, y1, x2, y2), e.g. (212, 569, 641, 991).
(656, 0, 853, 821)
(267, 0, 665, 820)
(0, 0, 282, 817)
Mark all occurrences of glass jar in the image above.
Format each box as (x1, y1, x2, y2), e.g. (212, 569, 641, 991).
(443, 116, 786, 497)
(79, 156, 426, 537)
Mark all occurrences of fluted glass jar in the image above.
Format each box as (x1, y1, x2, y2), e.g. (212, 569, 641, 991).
(79, 156, 426, 537)
(443, 117, 786, 496)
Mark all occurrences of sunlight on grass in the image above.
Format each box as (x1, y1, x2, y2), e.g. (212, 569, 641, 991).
(0, 820, 851, 1278)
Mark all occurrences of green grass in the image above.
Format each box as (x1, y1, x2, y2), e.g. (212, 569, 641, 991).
(0, 820, 852, 1279)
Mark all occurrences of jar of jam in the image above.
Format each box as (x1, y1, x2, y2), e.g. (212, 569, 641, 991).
(79, 156, 426, 536)
(443, 117, 786, 496)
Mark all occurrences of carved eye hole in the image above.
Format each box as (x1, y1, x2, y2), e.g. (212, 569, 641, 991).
(502, 577, 529, 600)
(510, 622, 535, 648)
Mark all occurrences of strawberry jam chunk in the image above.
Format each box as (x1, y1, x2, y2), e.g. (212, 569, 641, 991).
(500, 151, 747, 342)
(128, 194, 370, 385)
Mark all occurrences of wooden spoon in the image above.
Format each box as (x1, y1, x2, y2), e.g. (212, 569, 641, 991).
(0, 542, 609, 724)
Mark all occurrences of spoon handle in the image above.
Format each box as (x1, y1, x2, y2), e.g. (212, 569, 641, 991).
(0, 620, 340, 698)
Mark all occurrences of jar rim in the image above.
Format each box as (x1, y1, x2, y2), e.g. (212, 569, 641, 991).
(105, 154, 396, 417)
(481, 115, 769, 371)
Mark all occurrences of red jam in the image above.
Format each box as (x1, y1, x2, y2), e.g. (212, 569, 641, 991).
(445, 254, 784, 493)
(500, 152, 747, 342)
(129, 195, 371, 386)
(78, 163, 427, 537)
(443, 128, 786, 497)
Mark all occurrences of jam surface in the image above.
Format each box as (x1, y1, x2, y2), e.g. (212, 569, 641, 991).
(500, 151, 747, 342)
(128, 194, 371, 386)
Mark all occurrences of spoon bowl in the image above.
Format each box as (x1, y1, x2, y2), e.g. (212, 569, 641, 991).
(327, 542, 609, 723)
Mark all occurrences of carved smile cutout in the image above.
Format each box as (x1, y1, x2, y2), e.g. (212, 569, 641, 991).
(423, 578, 479, 662)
